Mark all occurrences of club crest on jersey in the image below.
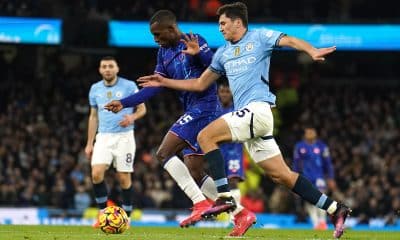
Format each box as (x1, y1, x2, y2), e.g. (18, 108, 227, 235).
(116, 91, 123, 98)
(313, 148, 321, 154)
(234, 46, 240, 56)
(245, 42, 254, 51)
(106, 91, 112, 99)
(179, 53, 185, 61)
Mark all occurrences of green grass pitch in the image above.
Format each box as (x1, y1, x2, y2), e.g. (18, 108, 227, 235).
(0, 225, 399, 240)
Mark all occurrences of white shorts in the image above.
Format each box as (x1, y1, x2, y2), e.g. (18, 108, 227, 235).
(91, 130, 136, 172)
(221, 102, 281, 163)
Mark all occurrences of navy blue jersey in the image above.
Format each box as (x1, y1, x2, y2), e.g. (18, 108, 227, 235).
(153, 33, 222, 154)
(155, 33, 219, 113)
(293, 140, 335, 189)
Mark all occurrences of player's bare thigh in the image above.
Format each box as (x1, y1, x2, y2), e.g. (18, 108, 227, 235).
(157, 132, 207, 183)
(197, 117, 232, 152)
(156, 131, 191, 161)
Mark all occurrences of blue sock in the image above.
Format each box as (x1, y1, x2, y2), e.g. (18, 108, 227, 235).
(292, 175, 333, 210)
(204, 149, 230, 193)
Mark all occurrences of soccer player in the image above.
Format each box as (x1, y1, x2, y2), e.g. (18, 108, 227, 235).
(137, 2, 351, 239)
(218, 82, 256, 232)
(105, 10, 255, 236)
(293, 126, 338, 230)
(85, 56, 146, 227)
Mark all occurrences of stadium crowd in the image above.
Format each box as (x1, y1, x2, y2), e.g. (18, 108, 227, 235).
(0, 47, 186, 210)
(293, 85, 400, 224)
(0, 0, 398, 22)
(0, 45, 398, 226)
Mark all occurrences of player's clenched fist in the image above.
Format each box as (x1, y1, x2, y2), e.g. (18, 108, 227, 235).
(104, 100, 123, 113)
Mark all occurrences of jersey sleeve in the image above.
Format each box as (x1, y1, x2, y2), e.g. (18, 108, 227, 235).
(130, 81, 139, 94)
(120, 87, 163, 108)
(154, 48, 168, 77)
(88, 86, 97, 108)
(209, 47, 225, 76)
(258, 28, 285, 50)
(196, 34, 213, 67)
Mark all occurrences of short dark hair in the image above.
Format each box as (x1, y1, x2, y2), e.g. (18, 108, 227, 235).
(304, 125, 316, 130)
(150, 10, 176, 26)
(217, 2, 248, 28)
(218, 78, 229, 88)
(303, 125, 317, 133)
(100, 56, 117, 62)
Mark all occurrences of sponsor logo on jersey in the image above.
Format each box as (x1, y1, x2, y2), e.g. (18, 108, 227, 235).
(224, 56, 257, 74)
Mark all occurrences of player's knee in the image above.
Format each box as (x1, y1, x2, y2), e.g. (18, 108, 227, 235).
(91, 169, 105, 183)
(268, 171, 295, 187)
(268, 172, 283, 185)
(155, 148, 172, 162)
(197, 129, 210, 147)
(118, 176, 131, 189)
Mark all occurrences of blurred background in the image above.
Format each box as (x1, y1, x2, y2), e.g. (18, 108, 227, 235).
(0, 0, 399, 229)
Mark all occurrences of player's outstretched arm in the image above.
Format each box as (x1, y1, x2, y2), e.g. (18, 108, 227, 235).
(104, 87, 163, 113)
(104, 100, 123, 113)
(278, 35, 336, 61)
(138, 69, 220, 92)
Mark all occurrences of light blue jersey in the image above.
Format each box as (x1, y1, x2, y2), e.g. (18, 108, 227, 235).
(210, 28, 284, 110)
(89, 77, 139, 133)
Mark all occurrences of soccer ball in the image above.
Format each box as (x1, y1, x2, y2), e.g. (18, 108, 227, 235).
(98, 206, 129, 234)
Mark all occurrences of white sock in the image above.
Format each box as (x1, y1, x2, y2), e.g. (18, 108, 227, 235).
(231, 188, 241, 205)
(230, 188, 244, 216)
(217, 192, 232, 198)
(200, 175, 218, 201)
(327, 201, 338, 215)
(164, 156, 206, 204)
